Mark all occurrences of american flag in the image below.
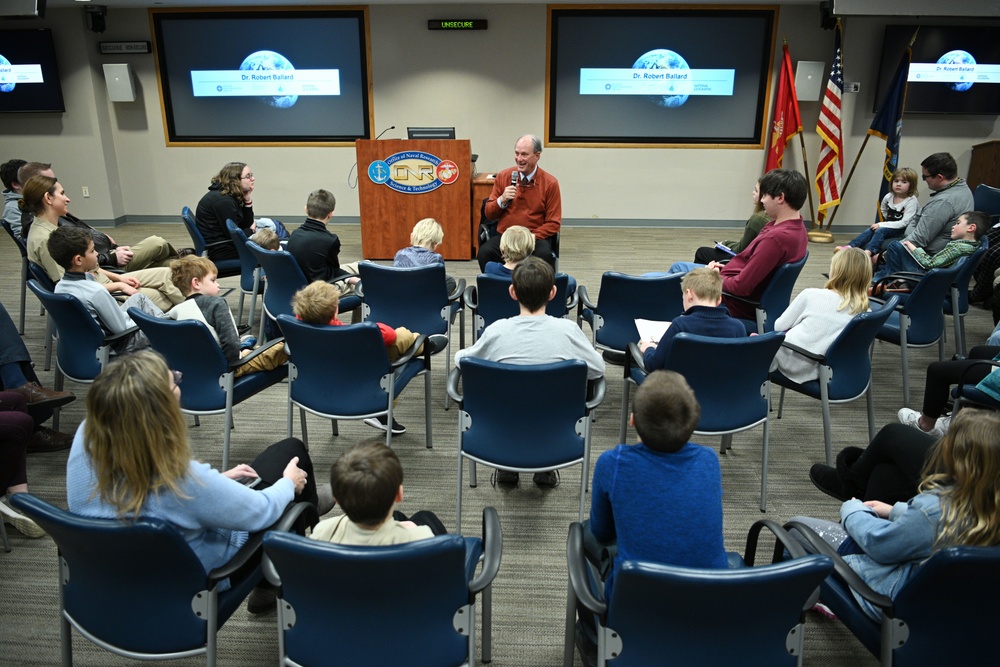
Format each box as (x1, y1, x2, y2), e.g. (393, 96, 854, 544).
(814, 22, 843, 226)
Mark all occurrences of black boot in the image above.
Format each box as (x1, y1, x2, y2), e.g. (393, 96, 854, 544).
(809, 464, 851, 501)
(836, 446, 867, 498)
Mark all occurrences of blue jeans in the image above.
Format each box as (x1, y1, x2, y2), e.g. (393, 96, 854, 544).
(655, 261, 705, 277)
(872, 241, 924, 283)
(847, 226, 904, 253)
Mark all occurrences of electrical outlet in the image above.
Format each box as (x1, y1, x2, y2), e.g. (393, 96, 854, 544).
(845, 82, 861, 93)
(82, 186, 90, 198)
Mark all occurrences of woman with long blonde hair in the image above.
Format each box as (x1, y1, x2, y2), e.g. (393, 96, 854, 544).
(793, 409, 1000, 619)
(66, 350, 326, 608)
(772, 247, 871, 383)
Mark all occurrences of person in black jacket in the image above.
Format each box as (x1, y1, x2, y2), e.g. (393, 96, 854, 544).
(195, 162, 256, 261)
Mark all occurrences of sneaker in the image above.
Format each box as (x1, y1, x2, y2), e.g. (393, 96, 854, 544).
(363, 414, 406, 435)
(426, 334, 449, 355)
(246, 586, 277, 614)
(491, 469, 519, 487)
(240, 334, 257, 350)
(809, 464, 850, 502)
(931, 415, 951, 438)
(0, 497, 45, 538)
(811, 602, 837, 620)
(533, 470, 560, 488)
(898, 407, 933, 434)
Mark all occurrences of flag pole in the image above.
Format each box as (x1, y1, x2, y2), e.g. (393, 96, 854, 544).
(822, 134, 871, 230)
(798, 131, 817, 225)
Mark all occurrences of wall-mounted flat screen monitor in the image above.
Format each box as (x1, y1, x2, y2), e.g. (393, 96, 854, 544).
(0, 28, 65, 113)
(547, 7, 776, 146)
(150, 8, 373, 145)
(406, 126, 456, 140)
(874, 24, 1000, 115)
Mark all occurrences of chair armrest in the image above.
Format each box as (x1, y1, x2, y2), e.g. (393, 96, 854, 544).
(565, 289, 579, 311)
(469, 507, 502, 595)
(586, 377, 606, 411)
(462, 284, 479, 310)
(215, 501, 318, 587)
(872, 272, 921, 289)
(783, 520, 895, 615)
(779, 340, 826, 364)
(234, 337, 286, 368)
(203, 239, 233, 249)
(959, 359, 1000, 385)
(625, 341, 646, 377)
(566, 522, 607, 617)
(104, 325, 140, 344)
(449, 278, 467, 303)
(577, 284, 596, 311)
(722, 291, 759, 308)
(391, 333, 428, 368)
(743, 519, 808, 566)
(446, 366, 463, 403)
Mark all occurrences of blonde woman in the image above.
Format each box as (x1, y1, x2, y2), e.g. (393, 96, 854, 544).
(771, 247, 871, 383)
(66, 350, 329, 606)
(793, 409, 1000, 620)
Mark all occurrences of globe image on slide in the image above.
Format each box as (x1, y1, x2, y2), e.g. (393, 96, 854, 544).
(239, 50, 298, 108)
(936, 50, 976, 92)
(0, 54, 15, 93)
(632, 49, 690, 108)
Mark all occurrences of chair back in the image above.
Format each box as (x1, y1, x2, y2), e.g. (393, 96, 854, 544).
(662, 332, 785, 434)
(359, 262, 450, 335)
(585, 272, 685, 352)
(891, 259, 967, 346)
(27, 260, 56, 291)
(128, 308, 232, 411)
(815, 296, 899, 401)
(1, 218, 27, 258)
(458, 357, 588, 469)
(973, 184, 1000, 225)
(472, 273, 572, 337)
(278, 315, 408, 417)
(27, 279, 108, 382)
(181, 205, 207, 256)
(945, 236, 989, 317)
(603, 556, 832, 666)
(226, 219, 261, 294)
(9, 493, 226, 655)
(264, 531, 474, 667)
(247, 241, 308, 323)
(751, 251, 809, 333)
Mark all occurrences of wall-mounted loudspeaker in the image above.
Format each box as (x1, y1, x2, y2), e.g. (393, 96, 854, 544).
(103, 63, 135, 103)
(795, 61, 826, 102)
(0, 0, 46, 19)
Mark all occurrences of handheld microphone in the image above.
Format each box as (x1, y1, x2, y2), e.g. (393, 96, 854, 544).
(511, 171, 518, 188)
(374, 125, 396, 140)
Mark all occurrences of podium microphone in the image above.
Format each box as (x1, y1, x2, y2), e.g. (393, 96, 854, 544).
(374, 125, 396, 140)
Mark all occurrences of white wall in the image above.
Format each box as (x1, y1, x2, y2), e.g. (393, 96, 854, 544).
(2, 5, 997, 227)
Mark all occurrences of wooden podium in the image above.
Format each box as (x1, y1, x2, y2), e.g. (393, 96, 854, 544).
(356, 139, 473, 260)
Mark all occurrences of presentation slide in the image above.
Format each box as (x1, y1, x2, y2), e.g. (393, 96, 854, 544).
(0, 28, 64, 113)
(152, 10, 370, 142)
(548, 9, 774, 145)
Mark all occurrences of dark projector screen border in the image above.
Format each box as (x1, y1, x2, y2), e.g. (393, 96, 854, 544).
(150, 7, 373, 146)
(546, 7, 777, 147)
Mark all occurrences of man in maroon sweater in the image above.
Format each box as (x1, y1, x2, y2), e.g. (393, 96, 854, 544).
(478, 134, 561, 271)
(665, 169, 808, 320)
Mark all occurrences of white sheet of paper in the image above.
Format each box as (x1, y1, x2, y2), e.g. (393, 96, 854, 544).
(635, 318, 671, 344)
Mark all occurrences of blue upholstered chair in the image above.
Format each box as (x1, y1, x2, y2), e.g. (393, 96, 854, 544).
(788, 520, 1000, 666)
(180, 206, 240, 278)
(128, 308, 288, 469)
(26, 260, 56, 371)
(225, 219, 263, 328)
(463, 272, 577, 342)
(446, 358, 606, 533)
(9, 493, 313, 667)
(262, 507, 502, 667)
(725, 251, 809, 334)
(577, 272, 685, 359)
(564, 520, 833, 667)
(942, 237, 988, 358)
(277, 314, 432, 449)
(771, 296, 899, 466)
(0, 218, 29, 334)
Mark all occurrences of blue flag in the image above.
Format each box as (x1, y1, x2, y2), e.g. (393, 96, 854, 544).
(868, 32, 915, 221)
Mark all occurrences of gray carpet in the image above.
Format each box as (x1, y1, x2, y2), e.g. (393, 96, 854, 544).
(3, 223, 991, 665)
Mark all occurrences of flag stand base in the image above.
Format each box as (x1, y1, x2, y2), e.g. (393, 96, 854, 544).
(808, 229, 835, 243)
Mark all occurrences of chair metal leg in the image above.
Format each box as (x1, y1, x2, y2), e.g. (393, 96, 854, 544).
(899, 314, 910, 406)
(866, 383, 876, 443)
(957, 312, 967, 359)
(300, 408, 308, 447)
(236, 292, 246, 325)
(456, 442, 465, 535)
(618, 380, 631, 444)
(563, 579, 579, 667)
(18, 258, 27, 334)
(0, 517, 10, 552)
(776, 386, 786, 419)
(818, 372, 833, 466)
(482, 583, 493, 664)
(424, 370, 433, 449)
(760, 419, 770, 513)
(43, 314, 53, 371)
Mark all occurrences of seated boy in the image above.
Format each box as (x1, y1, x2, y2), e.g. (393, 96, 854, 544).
(311, 439, 445, 545)
(291, 281, 447, 435)
(638, 267, 746, 371)
(393, 217, 457, 294)
(248, 227, 280, 251)
(168, 256, 287, 378)
(576, 370, 727, 664)
(48, 227, 162, 354)
(285, 189, 360, 294)
(455, 256, 604, 487)
(483, 225, 534, 277)
(872, 210, 987, 285)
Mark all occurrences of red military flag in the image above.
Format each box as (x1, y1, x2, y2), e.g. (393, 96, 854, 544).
(765, 42, 802, 172)
(814, 22, 844, 226)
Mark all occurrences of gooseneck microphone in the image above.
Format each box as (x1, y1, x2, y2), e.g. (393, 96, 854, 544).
(374, 125, 396, 140)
